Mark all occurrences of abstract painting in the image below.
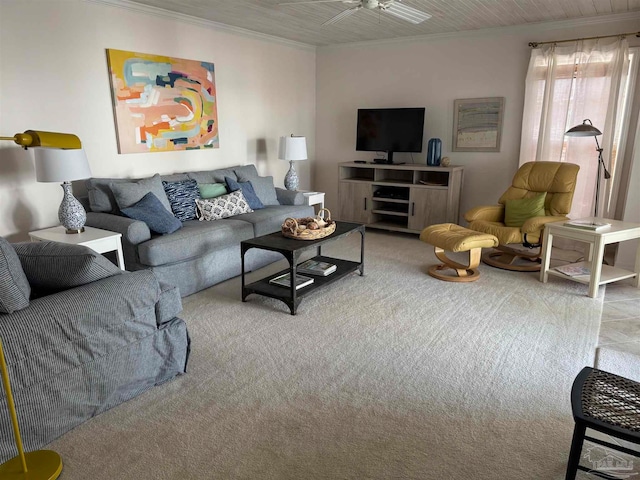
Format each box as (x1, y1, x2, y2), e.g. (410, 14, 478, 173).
(106, 49, 219, 154)
(452, 97, 504, 152)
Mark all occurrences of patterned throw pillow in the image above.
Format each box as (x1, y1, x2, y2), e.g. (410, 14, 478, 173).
(162, 179, 200, 221)
(195, 190, 253, 221)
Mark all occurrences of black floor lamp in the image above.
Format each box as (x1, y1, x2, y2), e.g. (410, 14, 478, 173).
(565, 119, 611, 217)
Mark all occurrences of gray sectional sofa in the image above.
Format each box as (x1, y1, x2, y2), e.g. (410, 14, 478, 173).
(0, 239, 189, 462)
(81, 164, 314, 296)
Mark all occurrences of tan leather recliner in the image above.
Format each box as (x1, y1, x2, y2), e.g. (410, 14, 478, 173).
(464, 161, 580, 271)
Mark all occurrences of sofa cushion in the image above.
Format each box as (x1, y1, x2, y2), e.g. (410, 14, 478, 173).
(236, 168, 279, 206)
(186, 167, 240, 184)
(197, 183, 228, 199)
(86, 177, 132, 213)
(14, 241, 122, 297)
(162, 179, 200, 221)
(236, 204, 315, 237)
(225, 176, 264, 210)
(0, 237, 31, 313)
(121, 192, 183, 235)
(111, 174, 172, 213)
(195, 191, 253, 221)
(137, 218, 255, 267)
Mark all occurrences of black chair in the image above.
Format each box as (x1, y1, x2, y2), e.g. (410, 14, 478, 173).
(566, 367, 640, 479)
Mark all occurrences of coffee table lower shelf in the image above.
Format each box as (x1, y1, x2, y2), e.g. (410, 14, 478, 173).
(243, 256, 361, 314)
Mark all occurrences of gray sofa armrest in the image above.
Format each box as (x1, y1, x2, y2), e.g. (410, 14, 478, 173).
(86, 211, 151, 245)
(276, 188, 304, 206)
(0, 270, 164, 389)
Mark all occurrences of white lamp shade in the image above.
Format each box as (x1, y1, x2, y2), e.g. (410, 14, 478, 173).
(278, 136, 308, 161)
(34, 148, 91, 183)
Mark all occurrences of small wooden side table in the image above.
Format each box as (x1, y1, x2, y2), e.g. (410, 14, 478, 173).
(540, 217, 640, 297)
(29, 226, 125, 271)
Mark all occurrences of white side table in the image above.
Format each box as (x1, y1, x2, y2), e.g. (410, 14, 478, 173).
(29, 226, 125, 271)
(301, 191, 325, 215)
(540, 217, 640, 297)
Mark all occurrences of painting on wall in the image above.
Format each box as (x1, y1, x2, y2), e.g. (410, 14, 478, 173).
(452, 97, 504, 152)
(106, 49, 219, 154)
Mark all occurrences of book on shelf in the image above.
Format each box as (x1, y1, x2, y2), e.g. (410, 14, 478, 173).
(554, 264, 591, 277)
(269, 272, 314, 289)
(564, 219, 611, 231)
(297, 259, 337, 276)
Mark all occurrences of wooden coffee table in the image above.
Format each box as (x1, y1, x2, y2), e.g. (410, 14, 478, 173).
(241, 221, 365, 315)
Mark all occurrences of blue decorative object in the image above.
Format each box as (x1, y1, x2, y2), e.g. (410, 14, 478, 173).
(120, 192, 183, 234)
(427, 138, 442, 166)
(224, 177, 264, 210)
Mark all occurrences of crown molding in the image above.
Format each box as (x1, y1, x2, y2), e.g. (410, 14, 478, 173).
(85, 0, 317, 51)
(318, 11, 640, 50)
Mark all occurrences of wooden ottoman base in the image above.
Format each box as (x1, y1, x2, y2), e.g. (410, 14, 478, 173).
(420, 224, 499, 283)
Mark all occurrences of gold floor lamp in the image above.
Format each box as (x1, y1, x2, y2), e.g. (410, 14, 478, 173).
(0, 340, 62, 479)
(0, 129, 82, 479)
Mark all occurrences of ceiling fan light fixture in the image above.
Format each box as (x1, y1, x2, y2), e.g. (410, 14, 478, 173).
(322, 5, 361, 25)
(385, 1, 431, 24)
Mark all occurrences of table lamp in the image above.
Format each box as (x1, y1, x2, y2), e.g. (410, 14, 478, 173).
(278, 135, 307, 191)
(565, 119, 611, 217)
(34, 148, 92, 233)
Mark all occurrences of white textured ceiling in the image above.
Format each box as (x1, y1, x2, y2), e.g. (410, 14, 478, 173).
(121, 0, 640, 46)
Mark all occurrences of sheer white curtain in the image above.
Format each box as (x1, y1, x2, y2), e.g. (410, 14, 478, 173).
(519, 38, 630, 218)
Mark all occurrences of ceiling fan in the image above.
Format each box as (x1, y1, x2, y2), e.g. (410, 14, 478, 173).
(279, 0, 431, 26)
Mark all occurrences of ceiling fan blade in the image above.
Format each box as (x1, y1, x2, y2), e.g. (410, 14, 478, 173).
(279, 0, 359, 5)
(322, 6, 361, 26)
(384, 2, 431, 24)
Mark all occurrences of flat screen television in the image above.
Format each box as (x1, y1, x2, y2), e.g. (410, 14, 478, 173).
(356, 108, 425, 164)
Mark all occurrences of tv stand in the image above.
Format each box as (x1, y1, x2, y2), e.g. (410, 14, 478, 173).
(338, 162, 464, 234)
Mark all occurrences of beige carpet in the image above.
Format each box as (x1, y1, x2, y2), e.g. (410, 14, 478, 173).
(48, 230, 603, 479)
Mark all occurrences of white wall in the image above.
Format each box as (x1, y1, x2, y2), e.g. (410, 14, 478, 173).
(0, 0, 316, 239)
(315, 15, 640, 220)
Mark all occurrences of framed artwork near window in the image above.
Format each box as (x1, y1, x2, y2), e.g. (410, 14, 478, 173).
(452, 97, 505, 152)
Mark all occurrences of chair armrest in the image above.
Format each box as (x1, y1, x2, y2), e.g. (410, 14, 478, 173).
(464, 205, 504, 223)
(86, 211, 151, 245)
(522, 215, 568, 234)
(276, 188, 304, 206)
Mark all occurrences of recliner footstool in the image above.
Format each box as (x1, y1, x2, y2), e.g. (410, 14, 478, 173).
(419, 223, 499, 282)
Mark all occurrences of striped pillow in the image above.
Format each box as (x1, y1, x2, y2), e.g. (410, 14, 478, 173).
(14, 242, 122, 298)
(162, 179, 200, 221)
(0, 237, 31, 313)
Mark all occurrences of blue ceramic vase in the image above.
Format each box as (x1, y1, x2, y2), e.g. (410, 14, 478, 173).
(426, 138, 442, 166)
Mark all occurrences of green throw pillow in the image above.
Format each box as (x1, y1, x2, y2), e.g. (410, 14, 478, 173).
(504, 192, 546, 227)
(198, 183, 227, 199)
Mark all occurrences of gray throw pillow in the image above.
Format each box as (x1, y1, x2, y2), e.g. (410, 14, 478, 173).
(14, 241, 122, 298)
(0, 237, 31, 313)
(110, 174, 172, 213)
(236, 173, 279, 206)
(86, 177, 131, 213)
